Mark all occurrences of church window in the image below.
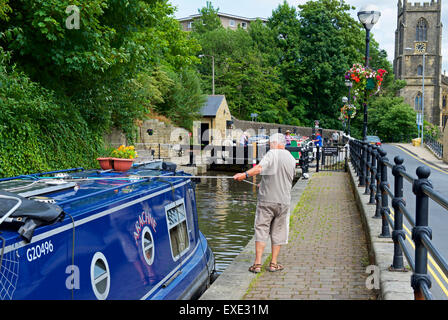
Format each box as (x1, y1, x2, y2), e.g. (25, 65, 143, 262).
(417, 65, 423, 76)
(416, 18, 428, 42)
(414, 92, 423, 112)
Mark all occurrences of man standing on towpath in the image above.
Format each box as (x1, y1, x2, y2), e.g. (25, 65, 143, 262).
(233, 133, 296, 273)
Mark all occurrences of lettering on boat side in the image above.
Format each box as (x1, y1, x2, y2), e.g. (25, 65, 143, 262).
(26, 240, 54, 262)
(133, 210, 157, 247)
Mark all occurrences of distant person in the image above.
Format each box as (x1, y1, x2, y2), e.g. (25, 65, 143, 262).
(239, 131, 249, 147)
(313, 132, 323, 147)
(332, 131, 340, 146)
(233, 133, 296, 274)
(285, 130, 293, 146)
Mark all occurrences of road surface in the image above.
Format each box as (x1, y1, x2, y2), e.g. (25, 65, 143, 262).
(381, 144, 448, 300)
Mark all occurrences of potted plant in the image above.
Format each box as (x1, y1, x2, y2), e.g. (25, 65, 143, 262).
(96, 146, 115, 170)
(111, 145, 138, 172)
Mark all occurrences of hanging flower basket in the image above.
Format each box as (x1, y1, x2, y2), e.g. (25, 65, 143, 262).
(345, 63, 387, 101)
(340, 104, 357, 120)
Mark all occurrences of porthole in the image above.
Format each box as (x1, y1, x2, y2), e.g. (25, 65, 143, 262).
(142, 226, 155, 265)
(90, 252, 110, 300)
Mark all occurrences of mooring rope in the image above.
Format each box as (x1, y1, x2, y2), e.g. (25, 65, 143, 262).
(5, 175, 260, 187)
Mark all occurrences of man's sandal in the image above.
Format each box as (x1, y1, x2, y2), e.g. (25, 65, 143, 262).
(268, 262, 284, 272)
(248, 264, 262, 273)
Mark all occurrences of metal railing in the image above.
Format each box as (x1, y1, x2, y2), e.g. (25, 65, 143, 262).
(349, 138, 448, 300)
(424, 134, 443, 159)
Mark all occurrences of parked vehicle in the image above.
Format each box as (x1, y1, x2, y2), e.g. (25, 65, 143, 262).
(0, 161, 216, 300)
(366, 135, 382, 146)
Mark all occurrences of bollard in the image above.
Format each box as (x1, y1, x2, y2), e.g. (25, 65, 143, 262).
(379, 148, 391, 238)
(252, 142, 257, 167)
(390, 156, 407, 272)
(411, 166, 433, 300)
(368, 145, 377, 205)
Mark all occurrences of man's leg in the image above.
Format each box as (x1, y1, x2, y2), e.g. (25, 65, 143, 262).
(270, 244, 281, 265)
(254, 241, 266, 265)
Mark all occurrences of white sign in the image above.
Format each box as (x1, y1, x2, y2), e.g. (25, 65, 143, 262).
(416, 113, 423, 126)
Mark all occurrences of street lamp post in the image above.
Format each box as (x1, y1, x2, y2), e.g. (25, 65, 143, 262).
(345, 79, 353, 136)
(199, 54, 215, 95)
(358, 5, 381, 141)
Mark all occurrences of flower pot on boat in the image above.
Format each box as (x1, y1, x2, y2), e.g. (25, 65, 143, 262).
(96, 157, 114, 170)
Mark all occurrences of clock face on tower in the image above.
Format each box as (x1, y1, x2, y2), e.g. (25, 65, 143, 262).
(415, 42, 427, 53)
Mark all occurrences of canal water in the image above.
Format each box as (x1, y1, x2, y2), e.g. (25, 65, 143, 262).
(195, 171, 260, 274)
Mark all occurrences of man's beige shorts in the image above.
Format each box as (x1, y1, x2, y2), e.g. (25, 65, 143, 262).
(254, 201, 290, 245)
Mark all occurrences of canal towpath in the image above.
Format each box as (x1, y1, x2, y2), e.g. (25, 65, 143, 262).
(200, 169, 377, 300)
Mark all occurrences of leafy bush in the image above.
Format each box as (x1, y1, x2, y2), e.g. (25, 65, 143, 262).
(0, 48, 102, 178)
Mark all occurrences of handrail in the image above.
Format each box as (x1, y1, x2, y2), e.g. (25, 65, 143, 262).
(0, 168, 84, 182)
(57, 179, 150, 206)
(422, 185, 448, 211)
(349, 139, 448, 300)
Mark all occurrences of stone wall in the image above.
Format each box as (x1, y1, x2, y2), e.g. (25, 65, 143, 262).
(103, 119, 190, 160)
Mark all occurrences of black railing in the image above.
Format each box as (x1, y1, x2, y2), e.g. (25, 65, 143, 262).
(349, 138, 448, 300)
(424, 134, 443, 159)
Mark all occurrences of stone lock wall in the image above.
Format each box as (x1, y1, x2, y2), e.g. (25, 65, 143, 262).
(104, 119, 190, 160)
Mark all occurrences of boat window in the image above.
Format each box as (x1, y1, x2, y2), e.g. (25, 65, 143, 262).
(166, 200, 190, 261)
(142, 226, 155, 265)
(90, 252, 110, 300)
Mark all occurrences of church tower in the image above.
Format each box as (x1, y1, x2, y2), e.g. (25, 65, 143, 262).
(393, 0, 443, 126)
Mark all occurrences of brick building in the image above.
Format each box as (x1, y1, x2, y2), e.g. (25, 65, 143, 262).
(178, 12, 267, 31)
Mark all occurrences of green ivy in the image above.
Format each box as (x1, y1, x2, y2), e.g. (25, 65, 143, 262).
(0, 48, 102, 178)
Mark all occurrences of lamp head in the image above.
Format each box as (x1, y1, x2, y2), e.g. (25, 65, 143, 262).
(345, 79, 353, 88)
(357, 5, 381, 30)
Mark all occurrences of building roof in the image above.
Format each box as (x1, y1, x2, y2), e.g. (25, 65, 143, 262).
(178, 12, 267, 22)
(200, 95, 225, 117)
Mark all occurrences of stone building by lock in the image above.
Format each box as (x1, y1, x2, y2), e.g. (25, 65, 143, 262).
(394, 0, 448, 129)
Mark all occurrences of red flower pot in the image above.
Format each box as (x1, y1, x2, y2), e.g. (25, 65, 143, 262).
(112, 158, 134, 172)
(97, 157, 113, 170)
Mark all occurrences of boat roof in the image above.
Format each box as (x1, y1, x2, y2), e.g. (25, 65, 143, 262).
(0, 161, 191, 243)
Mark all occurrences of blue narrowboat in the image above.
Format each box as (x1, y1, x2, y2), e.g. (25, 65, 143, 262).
(0, 161, 216, 300)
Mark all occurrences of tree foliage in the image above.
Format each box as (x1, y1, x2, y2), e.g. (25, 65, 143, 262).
(0, 0, 206, 177)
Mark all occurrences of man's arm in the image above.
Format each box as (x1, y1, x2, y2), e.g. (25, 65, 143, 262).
(233, 164, 262, 181)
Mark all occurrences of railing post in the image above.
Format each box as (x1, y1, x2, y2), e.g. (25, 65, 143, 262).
(359, 141, 367, 187)
(368, 145, 377, 204)
(379, 148, 391, 238)
(364, 144, 372, 195)
(390, 156, 407, 271)
(316, 146, 320, 173)
(373, 147, 382, 219)
(411, 166, 433, 300)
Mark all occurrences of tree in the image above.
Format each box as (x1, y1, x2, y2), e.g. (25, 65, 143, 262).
(192, 1, 222, 34)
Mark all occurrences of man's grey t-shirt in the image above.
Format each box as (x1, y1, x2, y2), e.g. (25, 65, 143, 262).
(258, 149, 296, 205)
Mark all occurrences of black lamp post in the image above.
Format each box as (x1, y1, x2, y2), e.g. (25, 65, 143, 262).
(345, 79, 353, 136)
(358, 5, 381, 141)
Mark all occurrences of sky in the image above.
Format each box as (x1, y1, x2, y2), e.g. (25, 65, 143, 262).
(168, 0, 448, 72)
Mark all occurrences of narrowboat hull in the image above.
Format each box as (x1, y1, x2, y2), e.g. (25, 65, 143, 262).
(0, 163, 215, 300)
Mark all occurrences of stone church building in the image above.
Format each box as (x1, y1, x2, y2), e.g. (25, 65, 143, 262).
(394, 0, 448, 129)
